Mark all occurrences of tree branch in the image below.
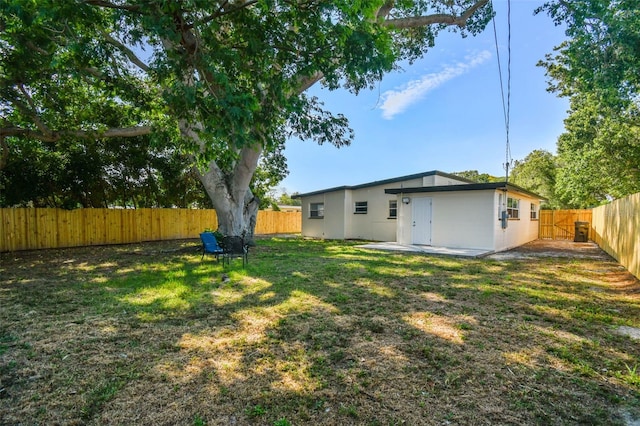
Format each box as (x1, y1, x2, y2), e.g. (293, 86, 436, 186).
(383, 0, 489, 29)
(0, 135, 8, 171)
(232, 144, 262, 195)
(190, 0, 259, 28)
(102, 32, 150, 73)
(376, 1, 394, 20)
(0, 125, 152, 143)
(82, 0, 141, 12)
(292, 1, 489, 95)
(15, 85, 53, 137)
(180, 119, 229, 199)
(295, 71, 324, 94)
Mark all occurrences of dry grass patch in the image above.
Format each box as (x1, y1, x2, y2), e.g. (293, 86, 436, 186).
(1, 238, 639, 425)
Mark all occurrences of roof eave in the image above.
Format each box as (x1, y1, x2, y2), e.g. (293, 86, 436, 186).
(385, 182, 547, 201)
(292, 170, 475, 198)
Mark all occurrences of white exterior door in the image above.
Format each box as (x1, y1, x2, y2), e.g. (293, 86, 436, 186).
(411, 197, 432, 245)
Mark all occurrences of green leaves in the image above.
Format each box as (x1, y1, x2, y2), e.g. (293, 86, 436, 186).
(509, 97, 640, 209)
(539, 0, 640, 109)
(536, 1, 640, 207)
(2, 1, 493, 230)
(554, 95, 640, 207)
(510, 150, 559, 209)
(2, 0, 493, 154)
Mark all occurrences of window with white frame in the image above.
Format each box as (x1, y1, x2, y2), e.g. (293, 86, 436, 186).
(530, 203, 539, 220)
(354, 201, 368, 214)
(309, 202, 324, 218)
(507, 197, 520, 219)
(388, 200, 397, 219)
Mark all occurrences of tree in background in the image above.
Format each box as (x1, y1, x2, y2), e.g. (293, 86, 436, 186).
(250, 147, 289, 211)
(554, 95, 640, 208)
(0, 134, 288, 209)
(1, 1, 492, 240)
(537, 0, 640, 206)
(0, 135, 211, 208)
(277, 191, 302, 207)
(453, 170, 501, 183)
(509, 150, 559, 208)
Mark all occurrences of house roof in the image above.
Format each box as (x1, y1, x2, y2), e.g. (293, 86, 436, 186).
(292, 170, 476, 198)
(384, 182, 547, 201)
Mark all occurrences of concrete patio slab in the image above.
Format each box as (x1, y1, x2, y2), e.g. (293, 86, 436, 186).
(357, 242, 492, 258)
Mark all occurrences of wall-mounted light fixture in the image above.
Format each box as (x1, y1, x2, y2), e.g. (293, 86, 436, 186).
(402, 196, 411, 204)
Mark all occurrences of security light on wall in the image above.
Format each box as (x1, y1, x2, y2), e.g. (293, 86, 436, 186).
(402, 197, 411, 204)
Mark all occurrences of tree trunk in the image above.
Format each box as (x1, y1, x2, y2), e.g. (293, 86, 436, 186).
(192, 150, 262, 242)
(181, 120, 263, 240)
(243, 189, 260, 245)
(195, 167, 244, 234)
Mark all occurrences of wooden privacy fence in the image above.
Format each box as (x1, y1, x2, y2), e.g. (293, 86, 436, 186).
(591, 193, 640, 279)
(0, 208, 301, 252)
(539, 209, 593, 240)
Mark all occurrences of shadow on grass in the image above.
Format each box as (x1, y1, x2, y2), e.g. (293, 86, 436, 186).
(1, 238, 639, 425)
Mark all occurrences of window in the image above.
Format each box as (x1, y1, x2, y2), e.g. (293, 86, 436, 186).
(388, 200, 397, 219)
(507, 197, 520, 219)
(354, 201, 368, 214)
(309, 202, 324, 218)
(530, 203, 539, 220)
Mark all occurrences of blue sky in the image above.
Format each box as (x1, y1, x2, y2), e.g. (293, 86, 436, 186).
(279, 0, 569, 195)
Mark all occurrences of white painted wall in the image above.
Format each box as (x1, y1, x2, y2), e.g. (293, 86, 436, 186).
(493, 191, 541, 252)
(299, 186, 398, 241)
(348, 187, 397, 241)
(397, 191, 495, 249)
(425, 175, 469, 186)
(397, 196, 410, 244)
(300, 191, 347, 239)
(399, 189, 542, 251)
(393, 177, 425, 189)
(299, 173, 540, 248)
(422, 175, 469, 188)
(432, 191, 496, 249)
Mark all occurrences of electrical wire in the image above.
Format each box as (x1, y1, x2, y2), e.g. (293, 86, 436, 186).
(491, 0, 512, 182)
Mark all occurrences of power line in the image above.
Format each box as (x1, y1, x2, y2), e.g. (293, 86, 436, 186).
(491, 0, 512, 183)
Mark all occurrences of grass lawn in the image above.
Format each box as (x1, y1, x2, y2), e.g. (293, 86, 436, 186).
(1, 237, 639, 425)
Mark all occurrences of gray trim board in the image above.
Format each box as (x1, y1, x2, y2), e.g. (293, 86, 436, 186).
(384, 182, 547, 201)
(293, 170, 475, 198)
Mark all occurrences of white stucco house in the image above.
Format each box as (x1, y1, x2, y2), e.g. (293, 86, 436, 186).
(294, 170, 545, 253)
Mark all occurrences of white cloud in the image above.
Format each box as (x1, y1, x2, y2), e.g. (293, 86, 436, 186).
(379, 50, 492, 120)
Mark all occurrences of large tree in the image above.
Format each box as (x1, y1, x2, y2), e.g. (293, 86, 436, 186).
(554, 95, 640, 207)
(1, 1, 492, 238)
(539, 0, 640, 110)
(537, 0, 640, 206)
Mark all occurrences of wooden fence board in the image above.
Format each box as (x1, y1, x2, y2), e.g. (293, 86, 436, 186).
(0, 209, 5, 251)
(1, 208, 300, 252)
(539, 210, 593, 240)
(592, 193, 640, 279)
(57, 209, 77, 248)
(123, 209, 138, 243)
(28, 209, 41, 249)
(137, 209, 152, 241)
(1, 209, 18, 251)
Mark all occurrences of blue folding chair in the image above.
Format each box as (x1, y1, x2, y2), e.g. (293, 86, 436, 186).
(200, 232, 225, 261)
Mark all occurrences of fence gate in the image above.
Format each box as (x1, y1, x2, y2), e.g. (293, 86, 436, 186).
(539, 209, 593, 240)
